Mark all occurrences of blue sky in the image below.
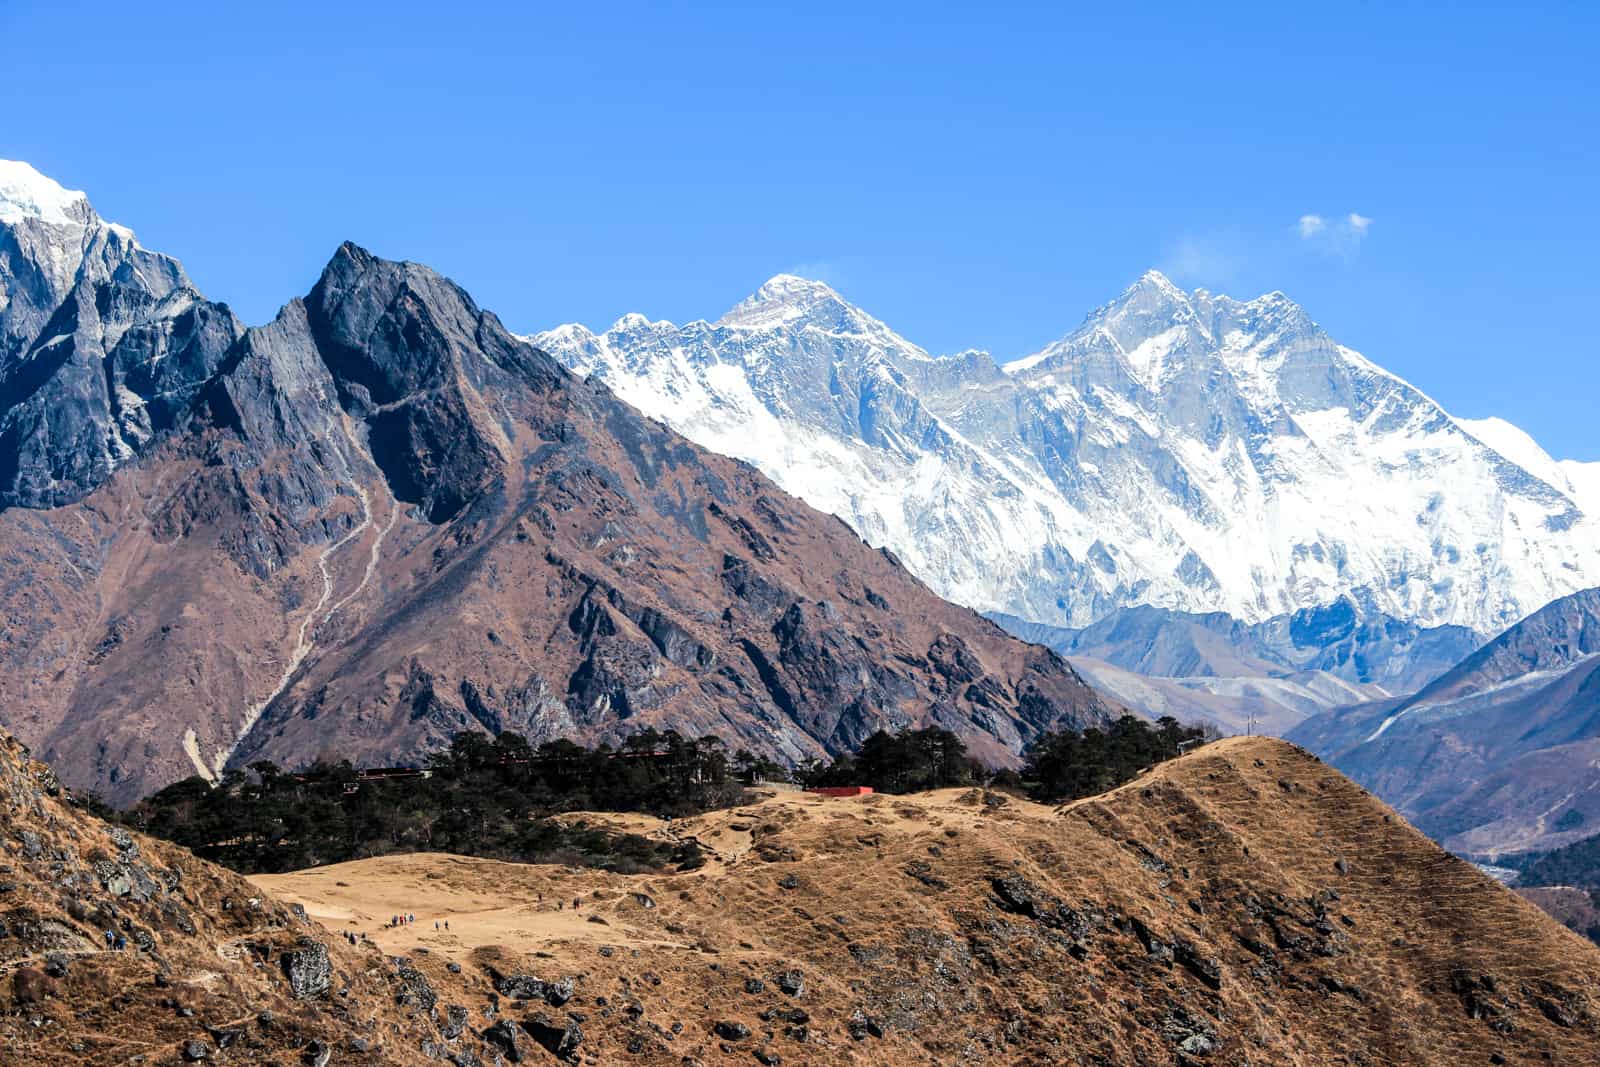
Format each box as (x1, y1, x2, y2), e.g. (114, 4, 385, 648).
(7, 2, 1597, 457)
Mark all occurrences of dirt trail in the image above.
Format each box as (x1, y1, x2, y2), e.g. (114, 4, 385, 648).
(253, 853, 692, 956)
(187, 422, 394, 781)
(322, 495, 398, 630)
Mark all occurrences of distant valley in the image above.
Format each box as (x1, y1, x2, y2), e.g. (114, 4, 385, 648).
(989, 599, 1479, 733)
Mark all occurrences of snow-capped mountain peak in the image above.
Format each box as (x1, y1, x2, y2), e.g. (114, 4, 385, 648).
(715, 273, 849, 328)
(1124, 268, 1192, 310)
(535, 270, 1600, 637)
(711, 274, 929, 364)
(0, 159, 95, 227)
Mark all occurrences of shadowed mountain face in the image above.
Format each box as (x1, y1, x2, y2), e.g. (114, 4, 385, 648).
(0, 227, 1113, 805)
(1290, 587, 1600, 856)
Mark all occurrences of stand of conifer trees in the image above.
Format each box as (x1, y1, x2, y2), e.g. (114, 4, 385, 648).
(110, 717, 1211, 875)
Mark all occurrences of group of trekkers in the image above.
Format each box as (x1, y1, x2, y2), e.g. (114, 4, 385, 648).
(102, 929, 127, 952)
(538, 893, 585, 912)
(381, 912, 451, 931)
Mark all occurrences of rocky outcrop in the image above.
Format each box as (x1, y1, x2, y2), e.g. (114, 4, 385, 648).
(282, 939, 333, 999)
(0, 729, 505, 1064)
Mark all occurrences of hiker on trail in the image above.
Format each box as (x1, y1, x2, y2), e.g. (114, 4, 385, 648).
(573, 897, 580, 910)
(104, 930, 115, 948)
(113, 934, 127, 951)
(444, 920, 450, 931)
(434, 921, 439, 930)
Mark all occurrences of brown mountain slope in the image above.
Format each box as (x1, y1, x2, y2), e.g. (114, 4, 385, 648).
(253, 735, 1600, 1066)
(0, 730, 484, 1065)
(0, 243, 1113, 804)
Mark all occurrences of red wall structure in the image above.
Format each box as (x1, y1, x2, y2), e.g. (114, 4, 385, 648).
(804, 786, 874, 797)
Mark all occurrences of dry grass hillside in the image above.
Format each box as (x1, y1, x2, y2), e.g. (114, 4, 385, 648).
(8, 726, 1600, 1065)
(256, 736, 1600, 1066)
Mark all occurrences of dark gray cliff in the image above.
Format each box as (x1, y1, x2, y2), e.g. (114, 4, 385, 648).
(0, 196, 240, 508)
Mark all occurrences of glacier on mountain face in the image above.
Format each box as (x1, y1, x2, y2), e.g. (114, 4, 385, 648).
(534, 270, 1600, 637)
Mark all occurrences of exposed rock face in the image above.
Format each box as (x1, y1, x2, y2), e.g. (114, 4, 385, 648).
(281, 939, 333, 999)
(0, 161, 242, 508)
(215, 246, 1113, 792)
(0, 167, 1115, 804)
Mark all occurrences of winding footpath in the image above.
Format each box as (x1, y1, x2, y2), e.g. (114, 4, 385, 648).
(184, 434, 398, 781)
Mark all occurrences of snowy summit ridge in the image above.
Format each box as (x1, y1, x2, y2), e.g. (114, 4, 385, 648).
(535, 270, 1600, 636)
(0, 159, 95, 227)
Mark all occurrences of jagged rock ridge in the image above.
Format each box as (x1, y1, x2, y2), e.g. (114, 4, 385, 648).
(0, 160, 242, 508)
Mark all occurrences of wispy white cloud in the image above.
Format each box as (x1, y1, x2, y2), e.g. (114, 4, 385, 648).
(782, 260, 843, 286)
(1297, 211, 1374, 259)
(1158, 233, 1243, 289)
